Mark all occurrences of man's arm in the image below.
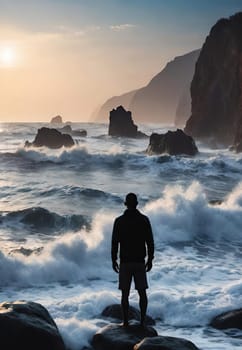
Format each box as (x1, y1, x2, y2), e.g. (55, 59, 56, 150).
(145, 217, 154, 272)
(111, 219, 119, 273)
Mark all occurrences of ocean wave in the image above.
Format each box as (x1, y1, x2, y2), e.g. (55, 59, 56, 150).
(0, 145, 242, 177)
(0, 207, 89, 234)
(39, 185, 122, 201)
(1, 182, 242, 288)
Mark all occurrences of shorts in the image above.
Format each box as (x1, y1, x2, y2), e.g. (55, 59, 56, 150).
(119, 262, 148, 290)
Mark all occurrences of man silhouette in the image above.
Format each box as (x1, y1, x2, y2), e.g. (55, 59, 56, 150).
(111, 193, 154, 327)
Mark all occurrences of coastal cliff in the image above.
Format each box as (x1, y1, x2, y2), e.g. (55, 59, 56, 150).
(185, 12, 242, 147)
(93, 50, 199, 124)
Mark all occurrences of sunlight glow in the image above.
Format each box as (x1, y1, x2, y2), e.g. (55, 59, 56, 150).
(0, 47, 17, 67)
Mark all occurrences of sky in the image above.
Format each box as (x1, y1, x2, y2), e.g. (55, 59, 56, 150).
(0, 0, 242, 122)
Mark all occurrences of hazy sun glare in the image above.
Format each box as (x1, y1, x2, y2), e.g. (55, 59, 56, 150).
(0, 46, 17, 68)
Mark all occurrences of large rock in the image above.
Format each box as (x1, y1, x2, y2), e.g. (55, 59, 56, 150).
(210, 308, 242, 330)
(0, 300, 65, 350)
(25, 127, 75, 149)
(108, 106, 146, 138)
(93, 50, 200, 124)
(92, 322, 157, 350)
(185, 12, 242, 146)
(101, 304, 156, 326)
(51, 115, 63, 124)
(134, 336, 199, 350)
(146, 129, 198, 156)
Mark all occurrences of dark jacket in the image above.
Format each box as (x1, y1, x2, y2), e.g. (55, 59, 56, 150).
(111, 209, 154, 263)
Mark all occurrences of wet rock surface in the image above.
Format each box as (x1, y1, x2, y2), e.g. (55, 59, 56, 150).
(134, 335, 200, 350)
(0, 300, 66, 350)
(92, 321, 157, 350)
(101, 304, 156, 325)
(25, 127, 75, 149)
(147, 129, 198, 156)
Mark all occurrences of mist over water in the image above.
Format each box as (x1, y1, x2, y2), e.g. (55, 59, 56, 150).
(0, 123, 242, 349)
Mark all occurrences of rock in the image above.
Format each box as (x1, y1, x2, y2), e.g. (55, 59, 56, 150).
(51, 115, 63, 124)
(92, 321, 157, 350)
(185, 12, 242, 146)
(134, 336, 199, 350)
(25, 127, 75, 149)
(93, 50, 200, 124)
(210, 308, 242, 330)
(58, 125, 87, 137)
(101, 304, 156, 326)
(0, 300, 65, 350)
(108, 106, 146, 138)
(146, 129, 198, 156)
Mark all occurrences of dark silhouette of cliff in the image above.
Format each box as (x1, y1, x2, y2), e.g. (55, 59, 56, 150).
(93, 50, 200, 124)
(185, 12, 242, 147)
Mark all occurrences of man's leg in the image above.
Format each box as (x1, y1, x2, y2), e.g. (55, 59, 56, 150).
(121, 288, 130, 326)
(138, 289, 147, 326)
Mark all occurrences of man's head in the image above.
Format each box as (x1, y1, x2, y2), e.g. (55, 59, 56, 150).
(124, 193, 138, 209)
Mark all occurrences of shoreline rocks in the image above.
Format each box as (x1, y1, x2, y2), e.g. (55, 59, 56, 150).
(0, 300, 66, 350)
(210, 308, 242, 330)
(25, 127, 75, 149)
(134, 335, 199, 350)
(101, 304, 156, 326)
(92, 321, 157, 350)
(146, 129, 198, 156)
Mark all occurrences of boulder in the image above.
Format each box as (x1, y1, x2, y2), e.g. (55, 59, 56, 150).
(134, 336, 199, 350)
(185, 13, 242, 146)
(25, 127, 75, 149)
(210, 308, 242, 330)
(51, 115, 63, 124)
(146, 129, 198, 156)
(92, 321, 157, 350)
(0, 300, 65, 350)
(101, 304, 156, 325)
(108, 106, 146, 138)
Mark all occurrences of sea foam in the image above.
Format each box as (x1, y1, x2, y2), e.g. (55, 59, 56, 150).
(1, 182, 242, 288)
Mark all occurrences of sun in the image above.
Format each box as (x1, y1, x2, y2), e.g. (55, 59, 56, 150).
(0, 47, 17, 67)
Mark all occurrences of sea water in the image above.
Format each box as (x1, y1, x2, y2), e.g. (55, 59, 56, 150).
(0, 122, 242, 349)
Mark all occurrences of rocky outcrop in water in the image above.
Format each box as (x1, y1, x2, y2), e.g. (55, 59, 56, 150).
(51, 115, 63, 124)
(185, 12, 242, 147)
(101, 304, 156, 326)
(210, 308, 242, 330)
(134, 336, 199, 350)
(108, 106, 146, 138)
(91, 321, 199, 350)
(93, 50, 200, 124)
(147, 129, 198, 156)
(25, 127, 75, 148)
(0, 301, 65, 350)
(92, 321, 157, 350)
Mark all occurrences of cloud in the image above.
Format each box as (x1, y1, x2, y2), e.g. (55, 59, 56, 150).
(110, 24, 136, 32)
